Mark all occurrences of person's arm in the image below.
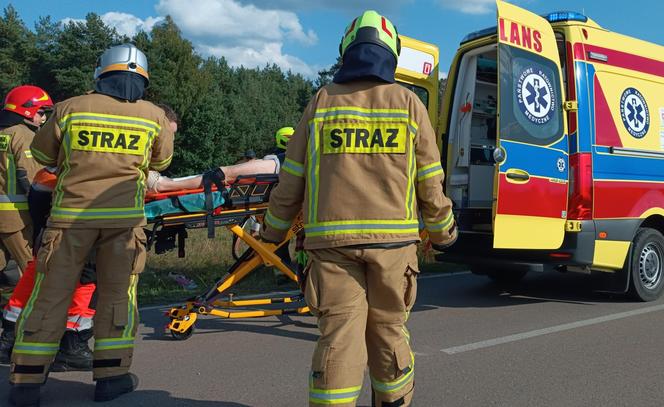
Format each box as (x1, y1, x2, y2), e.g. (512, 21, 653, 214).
(149, 114, 174, 172)
(31, 107, 62, 167)
(259, 100, 313, 242)
(412, 96, 457, 248)
(146, 156, 280, 193)
(221, 158, 277, 182)
(12, 129, 41, 193)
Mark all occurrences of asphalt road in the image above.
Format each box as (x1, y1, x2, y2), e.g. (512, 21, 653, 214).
(2, 269, 664, 406)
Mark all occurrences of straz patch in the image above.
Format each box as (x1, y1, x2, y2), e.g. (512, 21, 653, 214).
(0, 134, 9, 152)
(70, 125, 150, 155)
(620, 87, 650, 139)
(322, 123, 407, 154)
(516, 67, 555, 125)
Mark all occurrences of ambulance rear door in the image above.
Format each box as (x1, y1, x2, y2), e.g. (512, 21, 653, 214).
(493, 0, 569, 249)
(396, 35, 440, 130)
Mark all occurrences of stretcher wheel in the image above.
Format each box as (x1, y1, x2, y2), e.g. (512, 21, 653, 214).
(170, 325, 194, 341)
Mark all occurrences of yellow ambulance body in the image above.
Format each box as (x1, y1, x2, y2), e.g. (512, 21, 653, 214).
(396, 1, 664, 300)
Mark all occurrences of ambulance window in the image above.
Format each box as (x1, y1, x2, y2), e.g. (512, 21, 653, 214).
(555, 32, 567, 92)
(399, 83, 429, 109)
(499, 45, 563, 146)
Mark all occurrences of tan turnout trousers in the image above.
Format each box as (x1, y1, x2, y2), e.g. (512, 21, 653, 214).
(10, 227, 146, 384)
(305, 244, 418, 407)
(0, 226, 33, 273)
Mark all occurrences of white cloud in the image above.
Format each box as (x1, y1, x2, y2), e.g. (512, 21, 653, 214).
(155, 0, 317, 75)
(437, 0, 495, 14)
(61, 13, 163, 38)
(236, 0, 414, 14)
(100, 12, 164, 38)
(62, 0, 319, 76)
(199, 42, 316, 76)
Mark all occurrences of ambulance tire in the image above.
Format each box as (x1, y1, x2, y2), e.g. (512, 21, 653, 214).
(473, 267, 527, 284)
(628, 228, 664, 302)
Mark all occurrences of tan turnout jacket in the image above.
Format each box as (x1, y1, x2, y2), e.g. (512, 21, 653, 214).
(31, 93, 174, 228)
(0, 123, 41, 232)
(262, 80, 456, 249)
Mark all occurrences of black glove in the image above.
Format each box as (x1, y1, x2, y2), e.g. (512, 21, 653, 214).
(431, 223, 458, 251)
(202, 167, 225, 185)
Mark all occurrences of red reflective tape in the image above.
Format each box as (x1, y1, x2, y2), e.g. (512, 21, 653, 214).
(381, 17, 393, 38)
(345, 18, 357, 37)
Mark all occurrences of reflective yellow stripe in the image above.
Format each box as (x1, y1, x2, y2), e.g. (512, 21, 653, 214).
(7, 153, 16, 195)
(283, 158, 305, 177)
(315, 106, 408, 114)
(30, 146, 55, 165)
(0, 202, 28, 210)
(58, 112, 161, 133)
(265, 209, 292, 230)
(51, 206, 144, 220)
(417, 162, 444, 181)
(16, 272, 45, 343)
(425, 211, 455, 232)
(370, 353, 415, 394)
(305, 220, 420, 237)
(151, 155, 172, 171)
(13, 341, 59, 356)
(23, 150, 32, 158)
(309, 377, 362, 405)
(406, 132, 416, 220)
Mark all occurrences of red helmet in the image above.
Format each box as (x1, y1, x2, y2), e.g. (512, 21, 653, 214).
(3, 85, 54, 119)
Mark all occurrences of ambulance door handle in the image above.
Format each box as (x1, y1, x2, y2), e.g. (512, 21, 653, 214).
(505, 169, 530, 183)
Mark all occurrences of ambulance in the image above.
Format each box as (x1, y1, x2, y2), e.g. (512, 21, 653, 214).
(395, 0, 664, 301)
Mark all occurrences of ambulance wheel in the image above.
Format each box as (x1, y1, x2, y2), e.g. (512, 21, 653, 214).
(627, 228, 664, 302)
(170, 326, 194, 341)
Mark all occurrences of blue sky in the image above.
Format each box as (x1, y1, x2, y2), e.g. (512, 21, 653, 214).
(3, 0, 664, 78)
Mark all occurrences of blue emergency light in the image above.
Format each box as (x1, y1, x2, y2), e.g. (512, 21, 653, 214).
(544, 11, 588, 23)
(460, 11, 588, 45)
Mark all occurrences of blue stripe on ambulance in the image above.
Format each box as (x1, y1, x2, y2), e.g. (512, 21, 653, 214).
(499, 138, 568, 181)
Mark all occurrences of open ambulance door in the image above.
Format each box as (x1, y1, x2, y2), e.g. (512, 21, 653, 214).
(493, 0, 569, 249)
(396, 35, 439, 130)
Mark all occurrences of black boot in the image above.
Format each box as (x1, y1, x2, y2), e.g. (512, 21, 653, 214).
(50, 329, 93, 372)
(94, 373, 139, 402)
(9, 383, 41, 407)
(0, 318, 16, 364)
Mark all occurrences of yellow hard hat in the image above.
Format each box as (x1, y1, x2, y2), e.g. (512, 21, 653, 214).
(339, 10, 401, 60)
(275, 127, 295, 150)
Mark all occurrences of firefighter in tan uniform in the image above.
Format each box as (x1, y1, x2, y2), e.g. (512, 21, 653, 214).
(0, 85, 53, 278)
(8, 44, 174, 406)
(261, 11, 457, 407)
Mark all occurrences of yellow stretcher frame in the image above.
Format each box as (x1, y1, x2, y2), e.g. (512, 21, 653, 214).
(150, 203, 309, 340)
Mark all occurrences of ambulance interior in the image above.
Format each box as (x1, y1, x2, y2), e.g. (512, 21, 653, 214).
(446, 44, 499, 232)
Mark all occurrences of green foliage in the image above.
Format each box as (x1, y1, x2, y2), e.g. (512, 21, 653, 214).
(0, 7, 320, 177)
(0, 5, 36, 92)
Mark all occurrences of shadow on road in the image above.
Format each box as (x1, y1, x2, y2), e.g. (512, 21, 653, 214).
(414, 271, 628, 312)
(0, 365, 250, 406)
(140, 308, 319, 342)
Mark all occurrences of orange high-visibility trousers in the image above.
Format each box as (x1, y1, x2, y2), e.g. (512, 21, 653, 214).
(3, 259, 96, 331)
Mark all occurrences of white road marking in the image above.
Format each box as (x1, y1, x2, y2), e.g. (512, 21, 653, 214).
(441, 303, 664, 355)
(418, 271, 471, 280)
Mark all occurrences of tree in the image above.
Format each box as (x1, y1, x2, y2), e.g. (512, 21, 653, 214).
(47, 14, 123, 100)
(0, 5, 36, 96)
(315, 56, 342, 89)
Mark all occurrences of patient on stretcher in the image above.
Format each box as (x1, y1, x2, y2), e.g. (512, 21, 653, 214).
(146, 153, 282, 193)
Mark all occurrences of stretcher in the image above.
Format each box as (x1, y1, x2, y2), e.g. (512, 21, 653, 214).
(145, 174, 309, 340)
